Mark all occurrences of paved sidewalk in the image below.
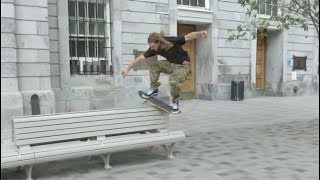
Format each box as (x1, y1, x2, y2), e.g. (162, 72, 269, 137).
(2, 95, 319, 180)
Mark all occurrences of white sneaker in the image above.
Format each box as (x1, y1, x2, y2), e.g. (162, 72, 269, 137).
(141, 88, 158, 98)
(171, 100, 180, 114)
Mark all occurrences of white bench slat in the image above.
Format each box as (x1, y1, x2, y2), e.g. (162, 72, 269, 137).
(31, 131, 180, 152)
(14, 110, 165, 128)
(14, 115, 165, 134)
(15, 119, 167, 140)
(33, 131, 185, 164)
(15, 124, 168, 146)
(1, 150, 35, 169)
(13, 107, 158, 122)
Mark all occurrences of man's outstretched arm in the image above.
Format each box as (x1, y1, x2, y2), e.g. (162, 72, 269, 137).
(184, 30, 208, 41)
(122, 54, 146, 77)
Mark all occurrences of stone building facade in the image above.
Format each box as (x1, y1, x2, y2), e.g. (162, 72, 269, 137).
(1, 0, 318, 139)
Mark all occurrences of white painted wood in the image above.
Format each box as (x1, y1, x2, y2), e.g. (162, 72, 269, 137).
(13, 107, 160, 122)
(15, 123, 168, 146)
(16, 119, 167, 139)
(14, 114, 165, 133)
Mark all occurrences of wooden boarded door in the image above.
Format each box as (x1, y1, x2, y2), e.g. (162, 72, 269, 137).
(256, 32, 266, 95)
(178, 24, 196, 99)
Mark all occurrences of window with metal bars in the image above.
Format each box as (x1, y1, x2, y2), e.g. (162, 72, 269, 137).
(257, 0, 278, 17)
(68, 0, 112, 75)
(177, 0, 209, 9)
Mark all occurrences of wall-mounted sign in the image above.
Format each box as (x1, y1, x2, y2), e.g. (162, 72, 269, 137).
(287, 58, 292, 66)
(292, 71, 297, 80)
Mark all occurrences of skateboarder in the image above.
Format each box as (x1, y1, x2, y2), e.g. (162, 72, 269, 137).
(122, 30, 208, 113)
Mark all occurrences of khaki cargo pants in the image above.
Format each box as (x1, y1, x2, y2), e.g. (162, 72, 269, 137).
(149, 60, 191, 100)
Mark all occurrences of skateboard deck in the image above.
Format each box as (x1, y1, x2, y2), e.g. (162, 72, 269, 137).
(138, 91, 172, 114)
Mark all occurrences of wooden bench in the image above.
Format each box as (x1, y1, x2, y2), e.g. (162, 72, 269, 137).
(1, 107, 185, 180)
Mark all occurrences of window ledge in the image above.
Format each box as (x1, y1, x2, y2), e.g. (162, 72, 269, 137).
(177, 5, 212, 13)
(257, 14, 271, 19)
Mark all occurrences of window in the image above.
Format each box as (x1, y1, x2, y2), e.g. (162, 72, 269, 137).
(292, 56, 307, 71)
(177, 0, 209, 9)
(257, 0, 278, 17)
(68, 0, 111, 75)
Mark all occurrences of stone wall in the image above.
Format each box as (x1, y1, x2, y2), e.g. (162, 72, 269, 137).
(1, 0, 55, 141)
(215, 0, 254, 99)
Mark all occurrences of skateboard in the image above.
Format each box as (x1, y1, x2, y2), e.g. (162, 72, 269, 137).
(138, 91, 173, 114)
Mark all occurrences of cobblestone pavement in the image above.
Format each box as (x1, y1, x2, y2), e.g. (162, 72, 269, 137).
(2, 96, 319, 180)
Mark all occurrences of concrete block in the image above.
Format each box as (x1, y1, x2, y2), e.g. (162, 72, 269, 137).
(38, 49, 51, 62)
(218, 20, 243, 30)
(15, 0, 48, 7)
(122, 33, 149, 44)
(1, 78, 19, 92)
(50, 64, 60, 75)
(196, 83, 214, 100)
(1, 18, 15, 33)
(218, 65, 250, 75)
(1, 2, 14, 18)
(122, 44, 149, 55)
(122, 54, 135, 63)
(217, 57, 250, 66)
(1, 33, 15, 48)
(16, 20, 37, 35)
(217, 11, 246, 21)
(218, 29, 232, 39)
(50, 52, 59, 63)
(217, 48, 250, 58)
(20, 90, 55, 115)
(1, 62, 17, 77)
(37, 22, 49, 35)
(122, 22, 168, 34)
(70, 76, 114, 90)
(218, 39, 250, 49)
(288, 27, 315, 37)
(48, 16, 58, 28)
(48, 0, 57, 4)
(214, 83, 231, 100)
(218, 1, 245, 13)
(66, 99, 91, 112)
(122, 11, 168, 24)
(19, 77, 51, 91)
(125, 1, 168, 13)
(17, 49, 50, 63)
(18, 63, 51, 77)
(1, 92, 23, 131)
(50, 75, 61, 88)
(15, 5, 48, 21)
(68, 87, 95, 101)
(218, 74, 250, 83)
(48, 4, 57, 16)
(49, 28, 58, 40)
(287, 43, 314, 52)
(1, 48, 17, 63)
(16, 35, 49, 49)
(143, 0, 168, 3)
(55, 100, 66, 113)
(288, 35, 314, 44)
(50, 40, 59, 52)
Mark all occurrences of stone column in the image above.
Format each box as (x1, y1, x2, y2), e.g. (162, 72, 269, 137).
(15, 0, 55, 115)
(1, 0, 24, 141)
(281, 31, 288, 95)
(168, 0, 177, 36)
(57, 0, 71, 91)
(111, 0, 123, 87)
